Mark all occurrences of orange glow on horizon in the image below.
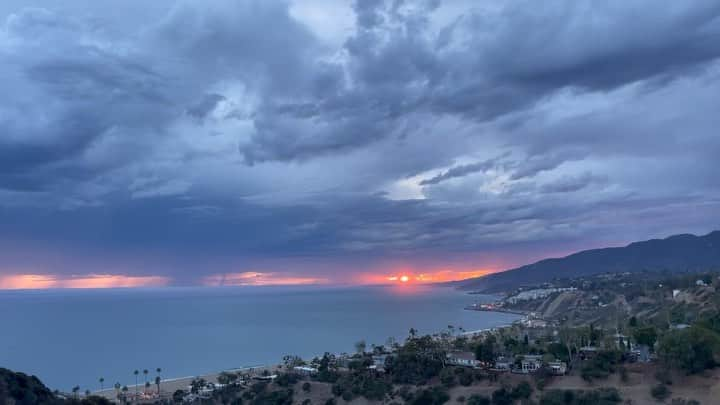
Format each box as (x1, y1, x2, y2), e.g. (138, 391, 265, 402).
(363, 267, 498, 285)
(0, 273, 170, 290)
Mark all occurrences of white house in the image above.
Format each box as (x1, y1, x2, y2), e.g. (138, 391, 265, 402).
(519, 355, 543, 374)
(446, 352, 481, 368)
(547, 361, 567, 375)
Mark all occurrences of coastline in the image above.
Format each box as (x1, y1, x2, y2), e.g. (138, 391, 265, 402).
(92, 365, 280, 401)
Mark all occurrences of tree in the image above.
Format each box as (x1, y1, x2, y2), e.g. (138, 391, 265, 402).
(282, 355, 305, 368)
(72, 385, 80, 399)
(355, 340, 367, 354)
(133, 370, 139, 397)
(173, 389, 185, 403)
(658, 326, 720, 373)
(145, 381, 151, 394)
(155, 376, 161, 394)
(632, 326, 658, 349)
(474, 335, 496, 363)
(143, 369, 149, 385)
(409, 328, 418, 339)
(99, 377, 104, 391)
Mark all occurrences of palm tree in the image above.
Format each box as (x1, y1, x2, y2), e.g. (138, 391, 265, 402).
(143, 369, 149, 385)
(144, 381, 150, 394)
(155, 368, 162, 393)
(99, 377, 104, 391)
(114, 382, 121, 398)
(122, 386, 129, 404)
(409, 327, 417, 339)
(72, 385, 80, 399)
(133, 370, 139, 397)
(85, 389, 91, 397)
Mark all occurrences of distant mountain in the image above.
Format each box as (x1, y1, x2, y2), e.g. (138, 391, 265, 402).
(456, 230, 720, 293)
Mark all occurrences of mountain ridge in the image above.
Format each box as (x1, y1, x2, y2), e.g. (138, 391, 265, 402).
(456, 230, 720, 293)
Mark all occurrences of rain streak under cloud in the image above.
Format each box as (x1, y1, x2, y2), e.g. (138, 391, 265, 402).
(1, 0, 720, 288)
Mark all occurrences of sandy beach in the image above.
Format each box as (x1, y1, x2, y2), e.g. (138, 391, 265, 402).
(92, 365, 280, 402)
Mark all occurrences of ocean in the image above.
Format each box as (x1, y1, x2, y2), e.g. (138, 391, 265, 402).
(0, 285, 518, 391)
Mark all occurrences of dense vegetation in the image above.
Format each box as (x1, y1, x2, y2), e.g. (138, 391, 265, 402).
(0, 368, 111, 405)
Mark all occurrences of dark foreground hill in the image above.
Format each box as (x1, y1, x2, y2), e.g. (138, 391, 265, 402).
(0, 368, 110, 405)
(456, 230, 720, 293)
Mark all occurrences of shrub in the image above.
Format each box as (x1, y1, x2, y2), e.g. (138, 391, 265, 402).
(670, 398, 700, 405)
(619, 366, 629, 383)
(581, 350, 621, 382)
(651, 384, 671, 401)
(275, 372, 299, 387)
(511, 381, 533, 400)
(539, 388, 621, 405)
(250, 388, 293, 405)
(467, 394, 491, 405)
(440, 368, 456, 387)
(491, 387, 513, 405)
(410, 386, 450, 405)
(654, 369, 673, 385)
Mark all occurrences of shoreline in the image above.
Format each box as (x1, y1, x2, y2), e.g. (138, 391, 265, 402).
(92, 364, 280, 401)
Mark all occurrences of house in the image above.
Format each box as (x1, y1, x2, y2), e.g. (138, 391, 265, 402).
(515, 355, 543, 374)
(446, 352, 481, 368)
(253, 374, 277, 381)
(492, 357, 511, 371)
(613, 333, 630, 350)
(547, 361, 567, 375)
(293, 366, 318, 376)
(579, 346, 598, 360)
(522, 319, 549, 329)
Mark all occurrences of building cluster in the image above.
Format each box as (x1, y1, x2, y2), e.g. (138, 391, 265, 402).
(505, 287, 577, 304)
(445, 352, 568, 376)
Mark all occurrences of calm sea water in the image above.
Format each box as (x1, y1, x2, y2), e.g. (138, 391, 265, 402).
(0, 285, 518, 391)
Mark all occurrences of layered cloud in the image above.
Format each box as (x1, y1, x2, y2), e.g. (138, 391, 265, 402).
(0, 0, 719, 287)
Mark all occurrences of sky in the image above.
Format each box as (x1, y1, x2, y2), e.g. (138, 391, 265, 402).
(1, 0, 719, 288)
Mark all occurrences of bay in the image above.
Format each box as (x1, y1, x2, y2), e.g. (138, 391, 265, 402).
(0, 285, 518, 391)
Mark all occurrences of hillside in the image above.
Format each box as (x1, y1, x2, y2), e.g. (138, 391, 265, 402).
(457, 230, 720, 293)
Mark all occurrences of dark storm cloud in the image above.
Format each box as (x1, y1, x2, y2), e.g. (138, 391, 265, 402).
(235, 0, 720, 163)
(0, 0, 719, 283)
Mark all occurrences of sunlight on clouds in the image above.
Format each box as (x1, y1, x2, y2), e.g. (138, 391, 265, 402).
(203, 271, 328, 286)
(384, 177, 426, 201)
(0, 273, 170, 289)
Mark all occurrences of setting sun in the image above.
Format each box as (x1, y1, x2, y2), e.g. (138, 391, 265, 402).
(400, 275, 409, 283)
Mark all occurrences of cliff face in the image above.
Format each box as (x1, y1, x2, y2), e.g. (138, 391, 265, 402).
(457, 231, 720, 293)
